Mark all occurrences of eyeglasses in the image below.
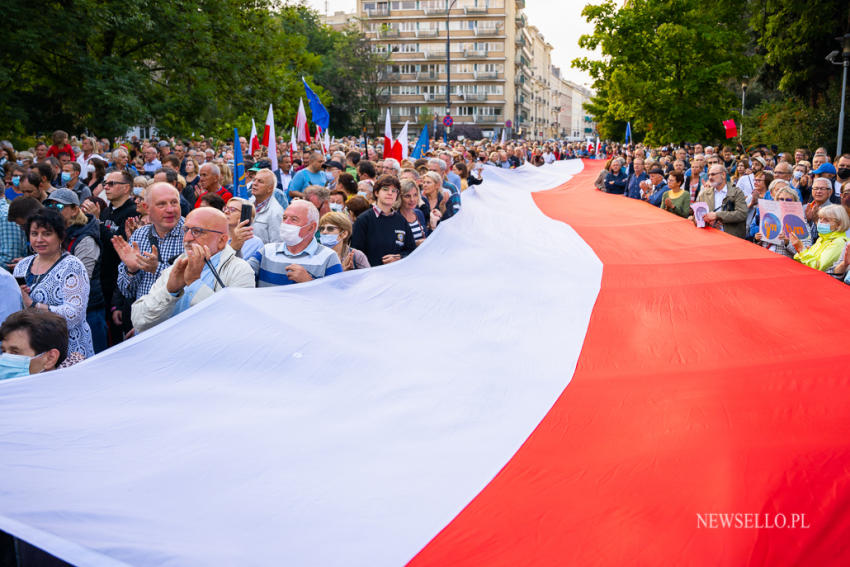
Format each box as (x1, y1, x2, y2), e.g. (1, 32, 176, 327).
(103, 181, 129, 187)
(776, 198, 794, 202)
(222, 206, 241, 213)
(319, 225, 340, 234)
(181, 226, 225, 238)
(45, 202, 67, 210)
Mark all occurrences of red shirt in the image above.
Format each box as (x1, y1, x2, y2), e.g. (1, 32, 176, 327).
(47, 144, 76, 160)
(194, 186, 233, 208)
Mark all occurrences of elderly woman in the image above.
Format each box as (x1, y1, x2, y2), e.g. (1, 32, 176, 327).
(753, 186, 811, 257)
(44, 189, 108, 353)
(660, 171, 690, 218)
(223, 197, 264, 260)
(13, 208, 94, 358)
(318, 211, 369, 271)
(350, 174, 416, 266)
(790, 204, 850, 272)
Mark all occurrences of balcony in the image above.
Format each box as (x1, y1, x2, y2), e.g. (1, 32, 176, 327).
(464, 6, 488, 14)
(417, 71, 438, 80)
(464, 49, 488, 58)
(461, 93, 487, 101)
(476, 27, 501, 36)
(377, 92, 391, 103)
(379, 71, 401, 80)
(516, 13, 526, 27)
(474, 71, 499, 80)
(516, 0, 525, 8)
(425, 50, 447, 59)
(423, 93, 443, 102)
(380, 28, 400, 38)
(515, 36, 525, 46)
(423, 6, 446, 14)
(416, 28, 439, 37)
(366, 7, 390, 17)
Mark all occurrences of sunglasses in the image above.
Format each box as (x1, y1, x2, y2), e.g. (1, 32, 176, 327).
(45, 202, 68, 210)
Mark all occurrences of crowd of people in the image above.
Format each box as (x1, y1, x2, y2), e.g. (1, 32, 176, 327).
(597, 142, 850, 272)
(1, 130, 848, 378)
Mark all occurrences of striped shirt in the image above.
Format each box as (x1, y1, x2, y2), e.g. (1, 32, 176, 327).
(409, 219, 425, 240)
(248, 238, 342, 287)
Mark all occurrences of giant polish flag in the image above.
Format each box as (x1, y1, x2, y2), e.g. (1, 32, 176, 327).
(1, 160, 849, 566)
(261, 104, 278, 172)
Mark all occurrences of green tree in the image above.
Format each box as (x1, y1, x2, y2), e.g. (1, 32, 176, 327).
(0, 0, 382, 140)
(573, 0, 757, 145)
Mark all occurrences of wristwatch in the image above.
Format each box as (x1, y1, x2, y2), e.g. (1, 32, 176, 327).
(169, 289, 184, 298)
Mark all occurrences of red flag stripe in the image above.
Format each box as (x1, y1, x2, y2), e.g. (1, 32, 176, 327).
(409, 160, 850, 566)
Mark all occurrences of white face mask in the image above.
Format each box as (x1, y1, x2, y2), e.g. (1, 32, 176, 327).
(279, 222, 305, 245)
(329, 203, 344, 212)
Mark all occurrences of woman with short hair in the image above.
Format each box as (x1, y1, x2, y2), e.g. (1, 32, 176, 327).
(790, 204, 850, 272)
(13, 208, 94, 358)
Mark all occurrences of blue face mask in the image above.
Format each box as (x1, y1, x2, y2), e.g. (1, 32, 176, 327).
(60, 172, 72, 185)
(11, 175, 20, 187)
(0, 353, 34, 380)
(319, 233, 339, 247)
(816, 222, 833, 235)
(329, 203, 344, 213)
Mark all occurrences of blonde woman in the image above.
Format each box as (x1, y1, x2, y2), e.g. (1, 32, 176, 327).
(318, 211, 369, 271)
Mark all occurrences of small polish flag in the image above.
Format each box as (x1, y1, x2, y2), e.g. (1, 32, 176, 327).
(249, 118, 259, 155)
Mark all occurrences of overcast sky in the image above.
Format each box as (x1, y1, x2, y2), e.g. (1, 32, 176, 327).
(305, 0, 599, 86)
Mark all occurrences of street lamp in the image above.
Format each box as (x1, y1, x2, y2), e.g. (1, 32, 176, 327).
(826, 33, 850, 156)
(445, 0, 458, 141)
(740, 76, 748, 139)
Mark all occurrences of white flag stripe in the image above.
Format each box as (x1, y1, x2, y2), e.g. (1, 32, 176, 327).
(0, 162, 599, 567)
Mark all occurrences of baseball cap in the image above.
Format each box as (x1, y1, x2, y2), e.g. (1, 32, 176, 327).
(45, 188, 80, 206)
(322, 160, 344, 170)
(812, 163, 837, 175)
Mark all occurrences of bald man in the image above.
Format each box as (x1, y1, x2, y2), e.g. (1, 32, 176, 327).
(131, 207, 255, 332)
(114, 182, 187, 301)
(249, 168, 284, 244)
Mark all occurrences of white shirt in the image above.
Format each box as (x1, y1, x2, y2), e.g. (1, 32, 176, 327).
(249, 195, 284, 244)
(76, 153, 102, 181)
(736, 174, 755, 198)
(713, 185, 728, 211)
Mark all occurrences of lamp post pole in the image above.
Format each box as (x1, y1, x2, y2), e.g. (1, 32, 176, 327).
(740, 76, 748, 140)
(837, 35, 850, 156)
(445, 0, 457, 142)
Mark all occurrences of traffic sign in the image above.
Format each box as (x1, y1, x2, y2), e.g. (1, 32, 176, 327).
(443, 115, 454, 127)
(505, 120, 513, 128)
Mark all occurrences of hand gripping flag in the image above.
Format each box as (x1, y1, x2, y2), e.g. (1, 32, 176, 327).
(302, 77, 330, 132)
(411, 125, 429, 159)
(232, 128, 249, 199)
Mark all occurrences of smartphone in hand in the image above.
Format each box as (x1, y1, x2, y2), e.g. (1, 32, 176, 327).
(240, 203, 253, 225)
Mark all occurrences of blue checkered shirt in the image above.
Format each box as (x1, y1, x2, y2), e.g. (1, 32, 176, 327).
(117, 219, 185, 300)
(0, 199, 27, 271)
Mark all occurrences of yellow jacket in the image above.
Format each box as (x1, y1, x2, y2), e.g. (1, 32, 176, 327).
(794, 231, 848, 271)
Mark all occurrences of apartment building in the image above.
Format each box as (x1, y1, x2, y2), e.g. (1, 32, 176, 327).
(357, 0, 540, 138)
(321, 10, 358, 30)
